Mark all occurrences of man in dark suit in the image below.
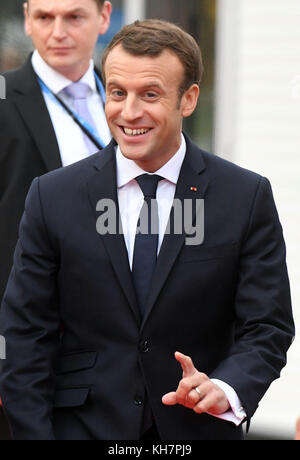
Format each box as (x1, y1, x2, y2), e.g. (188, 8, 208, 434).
(0, 0, 112, 439)
(0, 0, 112, 304)
(0, 20, 295, 440)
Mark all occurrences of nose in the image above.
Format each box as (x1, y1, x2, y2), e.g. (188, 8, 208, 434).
(51, 17, 67, 40)
(121, 94, 143, 122)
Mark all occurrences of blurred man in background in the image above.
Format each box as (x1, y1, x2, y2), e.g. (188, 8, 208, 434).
(0, 0, 112, 439)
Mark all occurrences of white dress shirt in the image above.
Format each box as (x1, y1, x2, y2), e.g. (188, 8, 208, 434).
(116, 134, 246, 426)
(32, 50, 112, 166)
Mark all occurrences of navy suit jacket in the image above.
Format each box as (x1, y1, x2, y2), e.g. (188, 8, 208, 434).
(0, 135, 294, 440)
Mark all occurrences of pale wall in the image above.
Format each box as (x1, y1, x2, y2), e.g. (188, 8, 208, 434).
(214, 0, 300, 439)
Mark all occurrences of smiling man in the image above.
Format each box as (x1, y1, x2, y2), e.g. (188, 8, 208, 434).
(103, 47, 199, 172)
(0, 20, 294, 440)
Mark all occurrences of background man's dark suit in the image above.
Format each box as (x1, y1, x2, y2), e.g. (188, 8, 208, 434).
(0, 58, 104, 304)
(0, 135, 294, 440)
(0, 58, 61, 304)
(0, 59, 63, 439)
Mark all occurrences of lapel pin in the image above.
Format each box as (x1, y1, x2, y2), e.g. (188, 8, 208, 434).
(190, 187, 198, 192)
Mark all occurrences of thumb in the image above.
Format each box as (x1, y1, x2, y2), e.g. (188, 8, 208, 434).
(162, 392, 177, 406)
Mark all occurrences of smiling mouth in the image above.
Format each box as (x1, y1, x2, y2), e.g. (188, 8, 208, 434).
(122, 127, 151, 137)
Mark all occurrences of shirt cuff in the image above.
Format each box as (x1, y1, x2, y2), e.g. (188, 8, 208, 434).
(209, 379, 246, 426)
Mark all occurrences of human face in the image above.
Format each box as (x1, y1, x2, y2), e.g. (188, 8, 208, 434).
(24, 0, 112, 81)
(104, 45, 199, 172)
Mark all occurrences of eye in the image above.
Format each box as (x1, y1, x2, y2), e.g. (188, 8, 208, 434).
(111, 89, 126, 99)
(37, 14, 51, 21)
(69, 14, 82, 21)
(143, 91, 159, 101)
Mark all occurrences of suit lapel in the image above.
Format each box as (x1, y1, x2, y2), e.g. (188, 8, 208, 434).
(86, 141, 141, 323)
(10, 57, 62, 171)
(141, 137, 209, 330)
(87, 137, 209, 328)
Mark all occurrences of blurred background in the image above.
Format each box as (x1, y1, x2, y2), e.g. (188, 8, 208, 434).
(0, 0, 299, 440)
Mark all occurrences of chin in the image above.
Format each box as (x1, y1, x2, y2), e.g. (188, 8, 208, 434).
(47, 53, 74, 65)
(121, 148, 147, 162)
(120, 149, 141, 161)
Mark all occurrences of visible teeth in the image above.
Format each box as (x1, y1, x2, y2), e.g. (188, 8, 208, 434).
(124, 128, 149, 136)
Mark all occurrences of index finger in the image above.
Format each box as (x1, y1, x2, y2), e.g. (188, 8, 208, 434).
(175, 351, 197, 378)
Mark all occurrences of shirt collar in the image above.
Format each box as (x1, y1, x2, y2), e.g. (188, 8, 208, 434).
(31, 50, 96, 95)
(116, 134, 186, 189)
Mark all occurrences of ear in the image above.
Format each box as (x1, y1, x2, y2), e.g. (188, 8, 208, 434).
(23, 2, 32, 37)
(98, 1, 112, 36)
(181, 84, 200, 118)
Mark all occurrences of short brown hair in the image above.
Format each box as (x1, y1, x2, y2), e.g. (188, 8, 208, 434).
(102, 19, 204, 98)
(95, 0, 105, 8)
(91, 0, 106, 9)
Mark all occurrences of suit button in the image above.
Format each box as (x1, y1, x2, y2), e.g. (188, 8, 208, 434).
(134, 396, 143, 406)
(140, 340, 150, 353)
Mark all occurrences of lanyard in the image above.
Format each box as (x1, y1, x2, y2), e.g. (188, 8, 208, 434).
(37, 72, 107, 150)
(94, 73, 106, 103)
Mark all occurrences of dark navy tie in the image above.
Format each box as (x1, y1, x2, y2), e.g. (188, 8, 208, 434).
(132, 174, 163, 316)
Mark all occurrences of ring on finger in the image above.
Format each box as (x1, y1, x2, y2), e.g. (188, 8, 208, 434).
(195, 387, 202, 398)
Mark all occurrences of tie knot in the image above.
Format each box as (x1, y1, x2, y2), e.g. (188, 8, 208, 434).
(136, 174, 163, 199)
(63, 82, 90, 99)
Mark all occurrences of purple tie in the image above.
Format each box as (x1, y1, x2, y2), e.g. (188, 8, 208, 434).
(63, 82, 99, 155)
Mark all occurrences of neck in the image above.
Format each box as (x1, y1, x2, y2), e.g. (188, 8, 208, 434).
(56, 63, 91, 82)
(134, 151, 179, 173)
(134, 138, 183, 173)
(34, 50, 92, 82)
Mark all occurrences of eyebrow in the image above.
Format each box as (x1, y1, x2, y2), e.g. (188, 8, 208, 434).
(143, 82, 164, 90)
(107, 80, 164, 91)
(32, 7, 86, 16)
